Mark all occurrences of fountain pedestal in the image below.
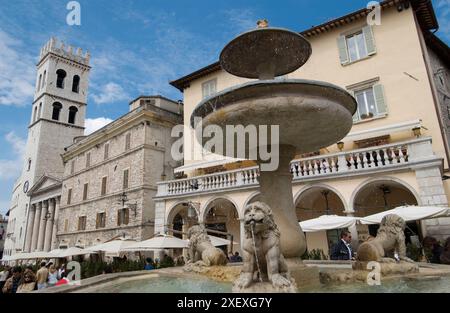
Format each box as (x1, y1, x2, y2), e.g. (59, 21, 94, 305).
(259, 145, 306, 258)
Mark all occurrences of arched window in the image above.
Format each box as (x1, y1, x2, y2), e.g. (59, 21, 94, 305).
(38, 102, 42, 118)
(56, 69, 67, 89)
(72, 75, 80, 93)
(38, 74, 42, 91)
(68, 106, 78, 124)
(42, 70, 47, 89)
(33, 106, 37, 123)
(52, 102, 63, 121)
(27, 159, 31, 171)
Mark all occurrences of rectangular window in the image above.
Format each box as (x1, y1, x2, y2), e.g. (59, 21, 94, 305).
(346, 31, 368, 63)
(96, 212, 106, 229)
(352, 84, 386, 122)
(70, 160, 75, 174)
(86, 152, 91, 168)
(202, 79, 217, 99)
(101, 177, 107, 196)
(67, 188, 72, 205)
(123, 169, 129, 190)
(125, 133, 131, 151)
(83, 183, 88, 201)
(117, 208, 130, 226)
(104, 143, 109, 160)
(78, 216, 86, 231)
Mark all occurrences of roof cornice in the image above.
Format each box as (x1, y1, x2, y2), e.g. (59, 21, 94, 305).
(170, 0, 439, 92)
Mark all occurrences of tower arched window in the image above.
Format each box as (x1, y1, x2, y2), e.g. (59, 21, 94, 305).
(38, 102, 42, 119)
(56, 69, 67, 89)
(72, 75, 80, 93)
(68, 106, 78, 124)
(38, 74, 42, 91)
(33, 106, 38, 123)
(42, 70, 47, 89)
(52, 102, 63, 121)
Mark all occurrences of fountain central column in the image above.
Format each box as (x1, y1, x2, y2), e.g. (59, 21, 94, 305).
(258, 145, 306, 258)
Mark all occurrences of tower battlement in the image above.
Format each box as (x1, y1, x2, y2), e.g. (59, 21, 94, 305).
(39, 37, 90, 66)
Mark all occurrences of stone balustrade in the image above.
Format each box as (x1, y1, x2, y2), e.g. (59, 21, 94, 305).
(156, 137, 438, 198)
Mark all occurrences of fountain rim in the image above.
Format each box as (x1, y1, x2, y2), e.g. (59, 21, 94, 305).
(219, 27, 312, 79)
(190, 78, 358, 128)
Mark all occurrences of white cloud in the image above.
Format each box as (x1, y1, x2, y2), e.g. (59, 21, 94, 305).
(0, 132, 26, 180)
(0, 29, 36, 107)
(91, 82, 129, 104)
(84, 117, 114, 135)
(223, 9, 257, 34)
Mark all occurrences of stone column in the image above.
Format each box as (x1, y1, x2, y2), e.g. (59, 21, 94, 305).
(24, 204, 36, 252)
(44, 199, 55, 252)
(37, 200, 48, 251)
(31, 202, 42, 252)
(51, 197, 60, 250)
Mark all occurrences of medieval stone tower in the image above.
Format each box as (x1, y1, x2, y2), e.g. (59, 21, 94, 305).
(4, 38, 91, 255)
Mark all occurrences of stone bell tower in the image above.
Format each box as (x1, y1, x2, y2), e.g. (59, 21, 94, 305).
(4, 38, 91, 255)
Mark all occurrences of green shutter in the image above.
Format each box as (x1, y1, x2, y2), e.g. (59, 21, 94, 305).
(373, 84, 387, 115)
(363, 25, 376, 55)
(337, 36, 349, 65)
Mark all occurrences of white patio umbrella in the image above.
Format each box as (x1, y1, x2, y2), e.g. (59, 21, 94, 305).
(123, 234, 188, 251)
(208, 235, 238, 247)
(52, 247, 93, 258)
(299, 215, 359, 232)
(360, 205, 450, 225)
(85, 238, 138, 256)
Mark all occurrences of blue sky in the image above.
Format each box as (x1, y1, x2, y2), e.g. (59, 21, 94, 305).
(0, 0, 449, 215)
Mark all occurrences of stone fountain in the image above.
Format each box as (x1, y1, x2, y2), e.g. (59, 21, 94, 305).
(191, 20, 357, 291)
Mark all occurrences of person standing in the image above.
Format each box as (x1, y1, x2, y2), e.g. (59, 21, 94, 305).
(0, 265, 11, 293)
(17, 270, 37, 293)
(2, 267, 22, 294)
(36, 261, 49, 290)
(330, 230, 354, 260)
(47, 265, 58, 287)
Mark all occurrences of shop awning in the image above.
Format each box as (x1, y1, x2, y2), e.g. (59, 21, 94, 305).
(299, 215, 358, 232)
(123, 234, 188, 251)
(359, 206, 450, 225)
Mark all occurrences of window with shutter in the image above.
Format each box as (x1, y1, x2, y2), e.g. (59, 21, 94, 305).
(124, 208, 129, 225)
(83, 183, 88, 201)
(351, 83, 387, 122)
(123, 169, 129, 190)
(202, 79, 217, 99)
(67, 189, 72, 205)
(101, 177, 107, 196)
(117, 210, 122, 226)
(339, 26, 376, 65)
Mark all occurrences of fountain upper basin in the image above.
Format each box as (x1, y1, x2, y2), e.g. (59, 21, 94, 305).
(191, 79, 357, 155)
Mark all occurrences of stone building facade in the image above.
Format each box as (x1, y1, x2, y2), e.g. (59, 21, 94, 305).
(3, 38, 90, 258)
(56, 97, 182, 249)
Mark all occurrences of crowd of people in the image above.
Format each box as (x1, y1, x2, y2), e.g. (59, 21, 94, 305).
(0, 262, 70, 294)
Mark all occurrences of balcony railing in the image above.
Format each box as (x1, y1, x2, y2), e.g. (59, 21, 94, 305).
(156, 137, 438, 198)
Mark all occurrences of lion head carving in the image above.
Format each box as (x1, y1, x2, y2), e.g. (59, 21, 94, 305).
(378, 214, 406, 236)
(243, 201, 280, 239)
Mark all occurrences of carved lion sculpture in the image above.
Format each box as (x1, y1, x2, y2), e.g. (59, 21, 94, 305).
(356, 214, 414, 263)
(185, 224, 228, 267)
(234, 201, 295, 291)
